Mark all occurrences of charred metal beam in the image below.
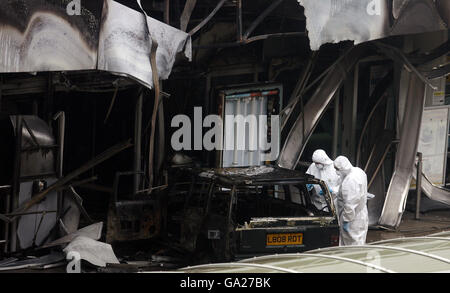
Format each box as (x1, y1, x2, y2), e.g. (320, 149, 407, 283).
(278, 45, 367, 169)
(45, 72, 55, 123)
(243, 0, 284, 39)
(193, 32, 306, 49)
(148, 42, 161, 194)
(22, 119, 40, 148)
(77, 184, 113, 194)
(0, 74, 136, 96)
(378, 74, 426, 229)
(375, 42, 437, 90)
(9, 116, 23, 251)
(365, 131, 395, 189)
(0, 214, 10, 223)
(68, 186, 94, 224)
(193, 42, 243, 49)
(189, 0, 305, 49)
(180, 0, 197, 31)
(236, 0, 243, 41)
(53, 112, 65, 181)
(356, 69, 394, 166)
(53, 111, 65, 222)
(245, 32, 306, 43)
(156, 96, 165, 181)
(375, 42, 450, 228)
(133, 89, 143, 197)
(6, 210, 57, 217)
(136, 0, 162, 194)
(424, 63, 450, 80)
(414, 167, 450, 207)
(300, 47, 355, 96)
(103, 80, 121, 124)
(408, 40, 450, 65)
(281, 51, 318, 131)
(164, 0, 170, 25)
(189, 0, 228, 36)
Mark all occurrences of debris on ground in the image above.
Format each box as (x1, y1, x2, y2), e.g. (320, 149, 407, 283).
(42, 222, 103, 249)
(63, 236, 119, 268)
(0, 252, 65, 272)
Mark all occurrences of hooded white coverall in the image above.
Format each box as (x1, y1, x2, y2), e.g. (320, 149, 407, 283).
(334, 156, 369, 246)
(306, 150, 340, 212)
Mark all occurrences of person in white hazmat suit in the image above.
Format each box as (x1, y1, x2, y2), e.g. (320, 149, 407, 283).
(305, 150, 340, 213)
(333, 156, 369, 246)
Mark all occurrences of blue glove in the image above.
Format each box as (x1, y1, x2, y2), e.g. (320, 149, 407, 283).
(329, 187, 333, 194)
(343, 221, 350, 232)
(306, 184, 313, 191)
(319, 190, 324, 196)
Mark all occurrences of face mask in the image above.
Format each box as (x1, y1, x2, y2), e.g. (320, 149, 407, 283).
(336, 169, 346, 178)
(337, 168, 351, 179)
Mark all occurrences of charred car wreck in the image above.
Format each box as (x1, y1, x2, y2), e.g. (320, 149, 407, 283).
(0, 0, 449, 272)
(167, 166, 338, 263)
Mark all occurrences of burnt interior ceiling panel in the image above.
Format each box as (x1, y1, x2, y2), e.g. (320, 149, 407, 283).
(297, 0, 448, 50)
(0, 0, 103, 71)
(98, 0, 192, 88)
(0, 0, 192, 90)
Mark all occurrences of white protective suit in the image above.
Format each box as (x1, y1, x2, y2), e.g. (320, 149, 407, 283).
(334, 156, 369, 246)
(306, 150, 340, 212)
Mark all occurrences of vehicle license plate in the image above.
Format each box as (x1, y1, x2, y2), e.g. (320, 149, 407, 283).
(266, 233, 303, 246)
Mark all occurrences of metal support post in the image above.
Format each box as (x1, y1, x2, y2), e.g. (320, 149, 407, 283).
(10, 116, 23, 252)
(133, 91, 143, 197)
(332, 90, 340, 159)
(236, 0, 243, 42)
(0, 75, 3, 112)
(415, 152, 423, 220)
(53, 112, 65, 221)
(164, 0, 170, 25)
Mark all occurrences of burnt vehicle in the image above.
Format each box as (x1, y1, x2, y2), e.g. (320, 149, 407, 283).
(166, 165, 339, 263)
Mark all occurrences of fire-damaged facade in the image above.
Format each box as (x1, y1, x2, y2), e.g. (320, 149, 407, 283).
(0, 0, 449, 273)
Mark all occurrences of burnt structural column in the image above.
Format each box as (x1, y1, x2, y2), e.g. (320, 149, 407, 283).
(133, 90, 144, 197)
(342, 65, 359, 164)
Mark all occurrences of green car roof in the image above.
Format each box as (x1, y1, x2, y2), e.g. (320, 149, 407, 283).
(177, 231, 450, 273)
